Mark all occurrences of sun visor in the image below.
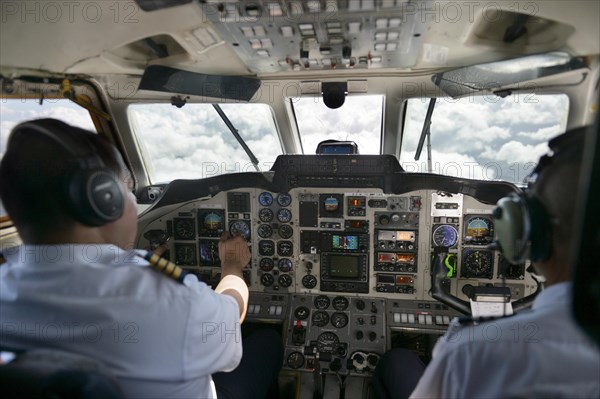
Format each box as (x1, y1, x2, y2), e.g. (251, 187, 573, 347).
(432, 52, 587, 98)
(138, 65, 261, 101)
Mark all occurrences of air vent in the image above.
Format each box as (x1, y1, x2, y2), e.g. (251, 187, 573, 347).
(107, 34, 188, 67)
(467, 11, 575, 51)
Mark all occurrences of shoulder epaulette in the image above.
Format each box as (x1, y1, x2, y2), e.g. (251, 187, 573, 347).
(137, 250, 188, 284)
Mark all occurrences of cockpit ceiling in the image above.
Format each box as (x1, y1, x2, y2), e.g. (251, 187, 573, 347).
(0, 1, 599, 78)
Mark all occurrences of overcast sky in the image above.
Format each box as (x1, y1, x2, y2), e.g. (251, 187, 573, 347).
(1, 93, 569, 215)
(294, 95, 383, 155)
(129, 103, 282, 182)
(399, 94, 569, 182)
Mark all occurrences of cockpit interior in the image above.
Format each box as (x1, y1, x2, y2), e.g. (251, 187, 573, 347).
(1, 1, 599, 398)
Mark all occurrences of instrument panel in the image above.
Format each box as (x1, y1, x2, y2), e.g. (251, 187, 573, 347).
(138, 188, 535, 299)
(137, 185, 537, 374)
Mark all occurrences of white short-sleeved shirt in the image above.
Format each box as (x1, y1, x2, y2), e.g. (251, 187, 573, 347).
(0, 244, 242, 399)
(410, 282, 600, 399)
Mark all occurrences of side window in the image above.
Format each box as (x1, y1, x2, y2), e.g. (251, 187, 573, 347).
(0, 98, 95, 217)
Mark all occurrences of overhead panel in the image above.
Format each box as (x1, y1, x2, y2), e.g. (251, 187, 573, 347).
(200, 0, 429, 73)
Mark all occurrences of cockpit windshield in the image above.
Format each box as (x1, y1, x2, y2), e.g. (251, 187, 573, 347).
(128, 103, 282, 183)
(293, 95, 384, 155)
(399, 93, 569, 184)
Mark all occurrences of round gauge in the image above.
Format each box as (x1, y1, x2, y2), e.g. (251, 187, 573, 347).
(277, 193, 292, 207)
(324, 196, 339, 212)
(302, 274, 317, 289)
(257, 224, 273, 238)
(314, 295, 331, 310)
(258, 240, 275, 256)
(203, 212, 223, 231)
(330, 312, 349, 328)
(332, 296, 349, 311)
(286, 351, 305, 369)
(259, 258, 274, 272)
(260, 273, 274, 287)
(316, 332, 339, 353)
(432, 224, 459, 247)
(278, 274, 292, 288)
(277, 241, 293, 257)
(175, 245, 195, 265)
(229, 220, 250, 240)
(462, 250, 493, 278)
(258, 192, 274, 206)
(311, 311, 330, 327)
(278, 258, 293, 272)
(465, 216, 494, 244)
(278, 224, 293, 239)
(174, 218, 195, 240)
(294, 306, 310, 320)
(277, 208, 292, 223)
(258, 208, 274, 223)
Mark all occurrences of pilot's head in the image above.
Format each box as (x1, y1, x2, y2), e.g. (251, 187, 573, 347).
(527, 127, 585, 284)
(0, 118, 138, 249)
(494, 127, 586, 286)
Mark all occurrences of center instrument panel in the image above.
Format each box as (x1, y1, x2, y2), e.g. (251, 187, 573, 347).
(136, 157, 537, 376)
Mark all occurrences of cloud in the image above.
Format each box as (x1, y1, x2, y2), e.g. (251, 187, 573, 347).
(1, 100, 95, 157)
(294, 95, 383, 154)
(401, 93, 568, 182)
(401, 150, 488, 180)
(129, 103, 283, 182)
(517, 124, 561, 141)
(481, 140, 548, 164)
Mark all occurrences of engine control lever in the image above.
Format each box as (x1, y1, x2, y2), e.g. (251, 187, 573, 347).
(313, 352, 324, 399)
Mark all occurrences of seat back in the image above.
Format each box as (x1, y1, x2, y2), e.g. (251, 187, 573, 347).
(0, 348, 125, 399)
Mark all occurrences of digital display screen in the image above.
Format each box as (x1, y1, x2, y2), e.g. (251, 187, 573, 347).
(199, 240, 220, 266)
(396, 275, 413, 285)
(347, 197, 366, 207)
(318, 143, 357, 154)
(396, 231, 415, 241)
(332, 235, 358, 250)
(329, 255, 360, 278)
(198, 210, 225, 237)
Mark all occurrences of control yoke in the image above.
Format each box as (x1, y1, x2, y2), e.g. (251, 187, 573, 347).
(430, 248, 470, 315)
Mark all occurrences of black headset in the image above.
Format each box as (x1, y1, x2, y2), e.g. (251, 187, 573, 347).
(11, 119, 125, 227)
(493, 192, 553, 264)
(492, 127, 586, 265)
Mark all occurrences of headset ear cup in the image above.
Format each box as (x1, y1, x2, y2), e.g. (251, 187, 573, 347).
(527, 196, 553, 262)
(493, 193, 529, 264)
(67, 169, 125, 227)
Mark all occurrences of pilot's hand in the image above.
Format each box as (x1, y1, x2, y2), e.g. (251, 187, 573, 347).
(151, 242, 169, 257)
(219, 232, 251, 278)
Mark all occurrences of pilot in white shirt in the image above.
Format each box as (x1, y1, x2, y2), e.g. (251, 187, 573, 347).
(1, 244, 243, 399)
(374, 128, 600, 399)
(410, 282, 600, 399)
(0, 119, 281, 399)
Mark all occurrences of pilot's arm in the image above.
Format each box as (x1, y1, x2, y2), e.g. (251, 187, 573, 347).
(215, 233, 251, 322)
(175, 234, 250, 376)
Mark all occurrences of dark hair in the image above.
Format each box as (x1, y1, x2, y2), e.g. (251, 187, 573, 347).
(0, 119, 124, 243)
